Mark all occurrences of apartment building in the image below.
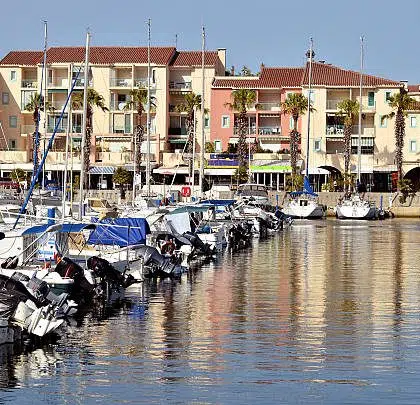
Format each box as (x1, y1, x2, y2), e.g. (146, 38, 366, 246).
(0, 46, 226, 187)
(210, 59, 417, 191)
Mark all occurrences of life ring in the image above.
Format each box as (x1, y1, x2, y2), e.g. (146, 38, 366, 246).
(181, 186, 191, 197)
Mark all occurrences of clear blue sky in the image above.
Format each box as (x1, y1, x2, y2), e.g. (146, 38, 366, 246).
(1, 0, 419, 83)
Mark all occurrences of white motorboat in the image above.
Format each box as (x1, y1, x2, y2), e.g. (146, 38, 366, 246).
(335, 194, 377, 219)
(235, 183, 270, 206)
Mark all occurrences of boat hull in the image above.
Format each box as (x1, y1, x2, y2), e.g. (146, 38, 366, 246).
(336, 204, 377, 219)
(281, 200, 324, 219)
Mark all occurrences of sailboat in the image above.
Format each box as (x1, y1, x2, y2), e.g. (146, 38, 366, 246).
(335, 36, 377, 220)
(281, 39, 325, 219)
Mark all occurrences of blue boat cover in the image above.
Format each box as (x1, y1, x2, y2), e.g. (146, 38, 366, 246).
(200, 199, 236, 206)
(88, 217, 150, 247)
(290, 176, 318, 197)
(22, 223, 96, 235)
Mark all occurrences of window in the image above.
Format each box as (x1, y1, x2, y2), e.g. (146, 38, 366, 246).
(10, 71, 16, 81)
(8, 140, 16, 150)
(214, 140, 222, 152)
(410, 140, 417, 152)
(410, 116, 417, 128)
(385, 91, 392, 102)
(314, 139, 321, 151)
(368, 91, 375, 107)
(152, 69, 156, 84)
(221, 115, 230, 128)
(204, 116, 210, 128)
(351, 137, 374, 155)
(9, 116, 17, 128)
(380, 115, 387, 128)
(2, 92, 9, 105)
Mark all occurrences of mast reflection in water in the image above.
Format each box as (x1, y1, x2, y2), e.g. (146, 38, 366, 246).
(2, 219, 420, 404)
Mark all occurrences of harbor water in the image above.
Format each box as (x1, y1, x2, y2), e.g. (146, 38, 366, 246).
(1, 218, 420, 404)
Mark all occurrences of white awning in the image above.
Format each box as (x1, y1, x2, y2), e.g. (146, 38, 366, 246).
(374, 165, 397, 172)
(229, 137, 256, 144)
(153, 166, 189, 175)
(204, 168, 235, 176)
(302, 167, 330, 175)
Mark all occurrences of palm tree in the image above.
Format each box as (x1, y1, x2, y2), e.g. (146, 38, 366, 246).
(337, 99, 359, 186)
(381, 89, 416, 184)
(281, 93, 313, 185)
(25, 92, 53, 177)
(225, 89, 257, 175)
(175, 92, 202, 180)
(123, 88, 156, 175)
(72, 89, 108, 188)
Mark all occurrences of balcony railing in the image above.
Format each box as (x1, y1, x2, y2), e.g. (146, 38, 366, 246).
(21, 79, 37, 88)
(326, 125, 375, 137)
(169, 81, 192, 91)
(258, 127, 281, 135)
(47, 126, 66, 133)
(72, 125, 82, 133)
(112, 126, 132, 134)
(21, 125, 35, 134)
(72, 78, 93, 87)
(110, 78, 133, 87)
(95, 151, 133, 164)
(326, 100, 341, 110)
(134, 78, 156, 88)
(351, 125, 375, 136)
(326, 125, 344, 135)
(257, 102, 280, 110)
(233, 126, 257, 135)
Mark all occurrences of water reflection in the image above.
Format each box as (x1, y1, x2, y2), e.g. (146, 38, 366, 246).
(2, 219, 420, 404)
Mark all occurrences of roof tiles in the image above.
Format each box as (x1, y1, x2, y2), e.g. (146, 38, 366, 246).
(171, 51, 220, 67)
(0, 51, 43, 66)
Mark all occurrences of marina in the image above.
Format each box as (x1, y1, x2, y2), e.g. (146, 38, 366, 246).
(0, 218, 419, 404)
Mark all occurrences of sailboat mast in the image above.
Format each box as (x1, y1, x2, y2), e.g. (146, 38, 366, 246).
(78, 31, 91, 221)
(146, 18, 151, 197)
(42, 21, 48, 190)
(357, 36, 364, 184)
(199, 25, 205, 197)
(305, 37, 313, 179)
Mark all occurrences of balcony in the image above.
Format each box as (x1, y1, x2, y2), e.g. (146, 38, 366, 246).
(21, 79, 37, 88)
(111, 125, 132, 134)
(95, 151, 133, 164)
(0, 150, 29, 163)
(258, 127, 281, 135)
(21, 124, 35, 134)
(46, 151, 81, 164)
(47, 126, 67, 134)
(134, 78, 155, 88)
(326, 125, 375, 137)
(326, 100, 341, 110)
(110, 78, 133, 87)
(169, 81, 192, 91)
(72, 125, 82, 134)
(72, 78, 93, 88)
(233, 126, 257, 135)
(257, 102, 280, 111)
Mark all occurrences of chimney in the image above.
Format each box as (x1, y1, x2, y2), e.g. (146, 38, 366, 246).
(217, 48, 226, 71)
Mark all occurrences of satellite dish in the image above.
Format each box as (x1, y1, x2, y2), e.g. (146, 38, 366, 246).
(118, 102, 126, 111)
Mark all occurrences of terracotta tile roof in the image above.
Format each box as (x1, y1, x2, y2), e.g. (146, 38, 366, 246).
(302, 61, 401, 87)
(259, 67, 304, 88)
(170, 51, 220, 67)
(0, 51, 43, 66)
(45, 46, 176, 65)
(408, 84, 420, 93)
(212, 77, 259, 88)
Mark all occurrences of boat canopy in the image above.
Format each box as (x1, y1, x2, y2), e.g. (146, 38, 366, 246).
(200, 199, 236, 206)
(88, 217, 150, 247)
(22, 223, 96, 236)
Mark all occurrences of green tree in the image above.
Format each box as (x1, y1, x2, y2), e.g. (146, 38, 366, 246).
(72, 89, 108, 188)
(175, 92, 202, 180)
(25, 92, 54, 177)
(205, 141, 215, 153)
(123, 88, 156, 175)
(225, 89, 257, 179)
(281, 93, 313, 187)
(10, 168, 26, 183)
(113, 167, 132, 198)
(381, 89, 416, 185)
(337, 99, 359, 187)
(240, 66, 253, 76)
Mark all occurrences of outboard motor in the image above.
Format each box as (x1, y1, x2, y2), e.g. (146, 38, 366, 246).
(55, 257, 96, 301)
(181, 231, 214, 257)
(87, 256, 136, 289)
(136, 245, 182, 278)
